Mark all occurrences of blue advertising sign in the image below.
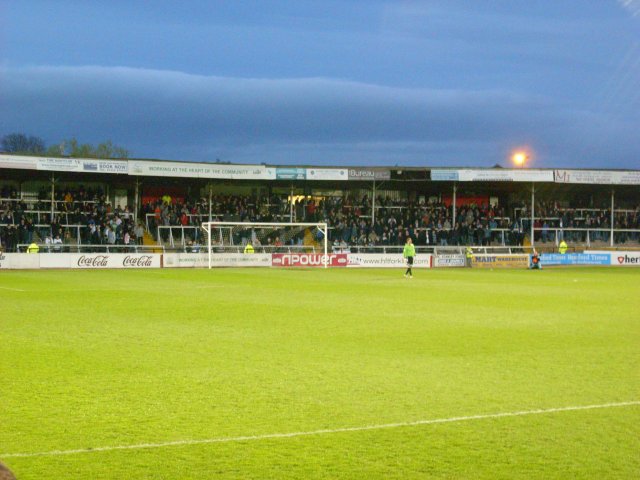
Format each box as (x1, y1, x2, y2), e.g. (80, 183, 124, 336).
(276, 168, 306, 180)
(540, 253, 611, 266)
(430, 169, 459, 181)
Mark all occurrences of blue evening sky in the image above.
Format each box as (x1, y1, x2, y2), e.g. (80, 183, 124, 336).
(1, 0, 639, 168)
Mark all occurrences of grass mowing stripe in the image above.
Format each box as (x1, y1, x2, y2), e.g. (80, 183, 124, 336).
(3, 400, 638, 459)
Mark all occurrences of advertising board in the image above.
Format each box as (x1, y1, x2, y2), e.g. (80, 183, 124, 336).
(540, 253, 610, 266)
(471, 254, 530, 268)
(585, 251, 640, 266)
(430, 169, 459, 181)
(0, 154, 38, 170)
(554, 170, 640, 185)
(275, 168, 306, 180)
(431, 169, 554, 182)
(609, 252, 640, 266)
(305, 168, 348, 181)
(37, 253, 161, 269)
(271, 253, 347, 267)
(434, 254, 466, 268)
(163, 253, 272, 268)
(348, 168, 391, 181)
(128, 160, 274, 180)
(346, 254, 432, 268)
(0, 253, 39, 269)
(36, 157, 128, 174)
(81, 160, 129, 174)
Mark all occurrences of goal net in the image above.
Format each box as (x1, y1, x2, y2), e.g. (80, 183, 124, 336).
(201, 222, 329, 268)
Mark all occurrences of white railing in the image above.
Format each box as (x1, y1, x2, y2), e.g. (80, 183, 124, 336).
(344, 245, 528, 254)
(151, 225, 516, 249)
(202, 244, 323, 254)
(155, 225, 203, 248)
(149, 216, 300, 242)
(0, 197, 99, 206)
(1, 223, 146, 249)
(530, 227, 640, 247)
(145, 213, 213, 232)
(328, 227, 514, 246)
(2, 209, 135, 223)
(15, 243, 163, 253)
(0, 223, 85, 243)
(515, 207, 638, 216)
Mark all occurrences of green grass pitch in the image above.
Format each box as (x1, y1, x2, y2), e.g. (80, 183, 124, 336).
(1, 267, 639, 479)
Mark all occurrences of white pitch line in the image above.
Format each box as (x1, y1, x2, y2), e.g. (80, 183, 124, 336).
(0, 286, 26, 292)
(2, 400, 638, 459)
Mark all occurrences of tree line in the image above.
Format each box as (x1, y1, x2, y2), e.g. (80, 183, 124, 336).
(1, 133, 129, 159)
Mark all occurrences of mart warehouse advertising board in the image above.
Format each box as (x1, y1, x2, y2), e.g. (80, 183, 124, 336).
(471, 254, 530, 268)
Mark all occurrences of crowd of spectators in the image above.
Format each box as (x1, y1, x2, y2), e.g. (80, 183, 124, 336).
(143, 194, 291, 244)
(145, 194, 526, 247)
(517, 201, 640, 244)
(316, 196, 639, 247)
(137, 194, 639, 249)
(2, 184, 639, 252)
(0, 185, 143, 252)
(312, 196, 517, 247)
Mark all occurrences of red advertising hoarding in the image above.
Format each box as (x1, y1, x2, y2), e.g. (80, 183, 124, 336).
(271, 253, 348, 267)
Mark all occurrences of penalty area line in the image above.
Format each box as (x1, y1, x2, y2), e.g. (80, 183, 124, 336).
(2, 400, 639, 459)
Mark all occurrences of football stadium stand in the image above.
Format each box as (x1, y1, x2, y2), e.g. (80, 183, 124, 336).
(1, 154, 639, 253)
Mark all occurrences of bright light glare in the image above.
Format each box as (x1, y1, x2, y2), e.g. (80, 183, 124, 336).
(512, 152, 527, 166)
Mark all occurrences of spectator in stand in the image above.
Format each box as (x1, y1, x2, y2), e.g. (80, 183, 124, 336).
(134, 222, 145, 245)
(63, 230, 74, 252)
(44, 234, 52, 253)
(52, 234, 63, 252)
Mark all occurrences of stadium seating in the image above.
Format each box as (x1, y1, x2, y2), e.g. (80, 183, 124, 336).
(1, 183, 638, 252)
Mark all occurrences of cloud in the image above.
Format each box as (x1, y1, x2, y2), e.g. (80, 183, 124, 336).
(0, 65, 638, 167)
(618, 0, 640, 17)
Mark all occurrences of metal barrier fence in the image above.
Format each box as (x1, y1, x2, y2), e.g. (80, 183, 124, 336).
(145, 213, 292, 234)
(7, 242, 639, 257)
(151, 225, 640, 249)
(4, 225, 638, 253)
(15, 244, 164, 253)
(346, 245, 527, 254)
(531, 227, 640, 247)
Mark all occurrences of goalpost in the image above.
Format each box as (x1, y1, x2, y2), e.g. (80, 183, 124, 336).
(201, 221, 329, 269)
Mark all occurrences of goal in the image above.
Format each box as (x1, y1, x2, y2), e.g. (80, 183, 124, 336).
(201, 221, 329, 268)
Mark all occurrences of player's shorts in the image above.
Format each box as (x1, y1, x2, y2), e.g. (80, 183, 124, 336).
(406, 256, 414, 266)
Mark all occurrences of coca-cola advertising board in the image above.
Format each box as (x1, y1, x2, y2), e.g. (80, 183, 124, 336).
(271, 253, 348, 267)
(39, 253, 161, 269)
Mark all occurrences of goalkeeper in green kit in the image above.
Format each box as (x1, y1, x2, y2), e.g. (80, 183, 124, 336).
(403, 237, 416, 278)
